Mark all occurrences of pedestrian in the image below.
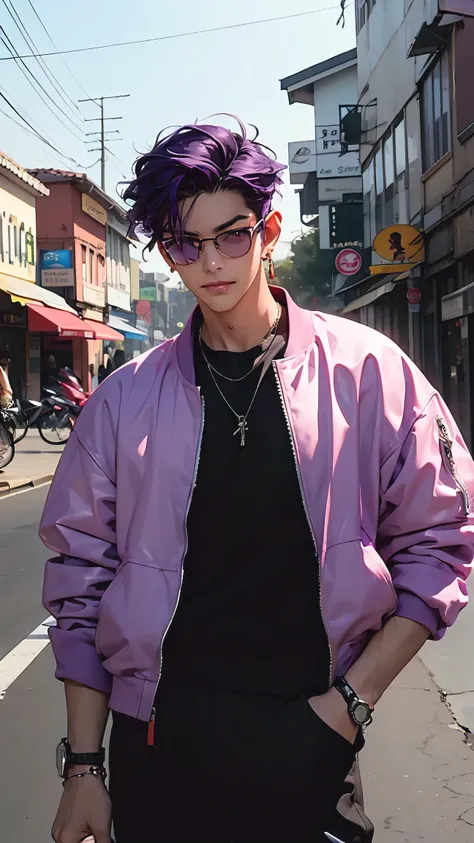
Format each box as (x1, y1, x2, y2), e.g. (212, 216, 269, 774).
(0, 347, 13, 407)
(40, 117, 474, 843)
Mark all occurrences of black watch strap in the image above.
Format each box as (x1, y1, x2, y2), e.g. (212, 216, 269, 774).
(69, 749, 105, 766)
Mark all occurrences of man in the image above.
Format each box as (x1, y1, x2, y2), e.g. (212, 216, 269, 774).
(0, 347, 13, 407)
(41, 118, 474, 843)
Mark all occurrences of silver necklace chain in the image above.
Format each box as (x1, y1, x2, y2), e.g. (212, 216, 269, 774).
(204, 360, 264, 447)
(199, 304, 282, 384)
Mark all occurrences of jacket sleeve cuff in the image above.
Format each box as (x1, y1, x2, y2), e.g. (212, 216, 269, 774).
(394, 590, 441, 638)
(49, 627, 113, 694)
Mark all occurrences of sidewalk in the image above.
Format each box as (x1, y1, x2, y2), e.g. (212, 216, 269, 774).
(362, 656, 474, 840)
(0, 430, 62, 495)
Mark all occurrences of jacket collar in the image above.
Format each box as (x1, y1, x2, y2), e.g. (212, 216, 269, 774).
(176, 286, 315, 385)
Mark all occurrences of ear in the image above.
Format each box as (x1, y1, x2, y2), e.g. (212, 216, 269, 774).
(158, 243, 175, 271)
(262, 210, 282, 257)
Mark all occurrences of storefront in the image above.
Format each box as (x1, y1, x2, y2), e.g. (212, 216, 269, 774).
(440, 280, 474, 451)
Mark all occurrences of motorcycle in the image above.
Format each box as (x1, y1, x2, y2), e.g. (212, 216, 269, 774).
(52, 367, 89, 408)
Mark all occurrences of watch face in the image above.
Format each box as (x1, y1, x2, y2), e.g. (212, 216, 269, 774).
(56, 740, 67, 778)
(352, 702, 371, 726)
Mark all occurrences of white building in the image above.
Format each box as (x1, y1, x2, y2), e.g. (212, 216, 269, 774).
(281, 49, 363, 254)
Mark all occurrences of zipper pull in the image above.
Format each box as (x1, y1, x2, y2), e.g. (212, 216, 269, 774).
(147, 707, 156, 746)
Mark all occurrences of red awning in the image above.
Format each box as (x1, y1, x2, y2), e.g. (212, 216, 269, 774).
(27, 304, 96, 338)
(81, 320, 123, 342)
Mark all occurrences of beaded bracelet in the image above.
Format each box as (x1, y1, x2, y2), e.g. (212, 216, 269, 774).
(63, 765, 107, 788)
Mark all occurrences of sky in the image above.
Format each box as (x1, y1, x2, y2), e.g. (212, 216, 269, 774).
(0, 0, 356, 273)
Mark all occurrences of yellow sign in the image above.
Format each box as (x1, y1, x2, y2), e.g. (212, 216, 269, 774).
(370, 263, 420, 276)
(81, 193, 107, 227)
(373, 225, 425, 264)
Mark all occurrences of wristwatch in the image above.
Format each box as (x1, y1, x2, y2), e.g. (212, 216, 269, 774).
(333, 677, 374, 728)
(56, 738, 105, 779)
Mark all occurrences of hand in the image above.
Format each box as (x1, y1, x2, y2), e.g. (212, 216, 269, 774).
(52, 771, 112, 843)
(307, 687, 359, 745)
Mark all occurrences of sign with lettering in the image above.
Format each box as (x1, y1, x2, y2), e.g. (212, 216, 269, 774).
(40, 249, 75, 288)
(81, 193, 107, 226)
(316, 150, 361, 179)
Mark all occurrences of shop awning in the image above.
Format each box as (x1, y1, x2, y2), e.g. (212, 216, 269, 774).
(0, 273, 76, 313)
(107, 314, 148, 340)
(27, 303, 96, 338)
(81, 320, 124, 342)
(343, 280, 396, 314)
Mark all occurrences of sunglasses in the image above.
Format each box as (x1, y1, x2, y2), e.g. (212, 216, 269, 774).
(161, 219, 265, 266)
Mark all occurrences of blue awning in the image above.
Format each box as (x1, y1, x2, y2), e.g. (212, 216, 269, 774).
(107, 314, 148, 340)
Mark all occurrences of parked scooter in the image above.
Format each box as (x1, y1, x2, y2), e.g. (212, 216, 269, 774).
(52, 367, 89, 408)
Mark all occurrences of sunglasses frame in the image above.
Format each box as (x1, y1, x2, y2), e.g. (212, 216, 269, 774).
(161, 218, 265, 266)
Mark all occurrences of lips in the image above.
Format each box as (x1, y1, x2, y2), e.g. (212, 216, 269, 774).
(202, 281, 235, 289)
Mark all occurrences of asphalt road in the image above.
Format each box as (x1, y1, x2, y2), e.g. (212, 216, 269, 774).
(0, 486, 473, 842)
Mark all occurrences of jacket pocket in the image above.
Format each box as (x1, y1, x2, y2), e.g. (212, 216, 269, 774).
(436, 416, 471, 516)
(95, 562, 128, 656)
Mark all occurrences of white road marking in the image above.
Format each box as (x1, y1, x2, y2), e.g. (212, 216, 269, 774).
(0, 480, 52, 501)
(0, 616, 55, 701)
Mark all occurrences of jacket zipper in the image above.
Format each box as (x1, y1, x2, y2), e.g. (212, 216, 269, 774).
(272, 362, 333, 690)
(147, 393, 206, 744)
(436, 416, 470, 516)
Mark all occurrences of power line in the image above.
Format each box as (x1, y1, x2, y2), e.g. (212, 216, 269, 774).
(0, 23, 85, 142)
(0, 89, 85, 166)
(6, 0, 82, 119)
(0, 105, 84, 169)
(25, 0, 99, 107)
(0, 5, 348, 60)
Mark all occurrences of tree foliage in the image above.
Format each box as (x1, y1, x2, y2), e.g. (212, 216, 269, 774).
(274, 229, 335, 309)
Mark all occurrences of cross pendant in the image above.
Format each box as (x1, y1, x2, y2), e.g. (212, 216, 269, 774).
(234, 416, 248, 447)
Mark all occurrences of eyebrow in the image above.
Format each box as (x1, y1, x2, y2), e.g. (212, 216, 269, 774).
(182, 214, 251, 238)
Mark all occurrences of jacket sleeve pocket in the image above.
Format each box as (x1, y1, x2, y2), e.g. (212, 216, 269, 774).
(377, 393, 474, 639)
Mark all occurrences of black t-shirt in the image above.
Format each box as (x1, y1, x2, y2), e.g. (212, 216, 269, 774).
(161, 312, 330, 696)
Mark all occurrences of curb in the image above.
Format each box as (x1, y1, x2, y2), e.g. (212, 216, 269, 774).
(0, 473, 54, 497)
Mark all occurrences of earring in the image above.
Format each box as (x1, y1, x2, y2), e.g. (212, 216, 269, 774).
(170, 267, 175, 274)
(268, 254, 275, 281)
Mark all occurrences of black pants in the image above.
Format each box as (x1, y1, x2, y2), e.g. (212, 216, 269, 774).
(110, 682, 370, 843)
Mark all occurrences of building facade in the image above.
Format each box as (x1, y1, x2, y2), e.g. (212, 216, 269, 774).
(30, 170, 125, 390)
(281, 50, 367, 309)
(0, 153, 88, 400)
(354, 0, 474, 448)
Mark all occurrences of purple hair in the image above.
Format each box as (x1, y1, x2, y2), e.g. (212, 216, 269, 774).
(123, 116, 286, 253)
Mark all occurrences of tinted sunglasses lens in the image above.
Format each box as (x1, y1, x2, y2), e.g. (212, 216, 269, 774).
(165, 239, 200, 265)
(217, 229, 252, 258)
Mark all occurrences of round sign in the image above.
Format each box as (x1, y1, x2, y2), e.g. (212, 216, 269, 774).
(407, 287, 422, 305)
(373, 225, 424, 263)
(335, 248, 362, 277)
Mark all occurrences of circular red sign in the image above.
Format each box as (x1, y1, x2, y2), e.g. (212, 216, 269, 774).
(407, 287, 422, 304)
(335, 248, 362, 276)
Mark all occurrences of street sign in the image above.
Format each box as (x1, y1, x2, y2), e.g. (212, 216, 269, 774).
(370, 263, 418, 275)
(407, 287, 422, 305)
(335, 248, 362, 276)
(373, 225, 425, 264)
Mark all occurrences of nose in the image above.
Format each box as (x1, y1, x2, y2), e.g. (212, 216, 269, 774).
(201, 239, 224, 274)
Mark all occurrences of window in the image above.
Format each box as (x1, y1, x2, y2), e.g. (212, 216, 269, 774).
(89, 249, 94, 285)
(375, 147, 384, 195)
(81, 244, 87, 283)
(422, 51, 451, 171)
(395, 117, 406, 179)
(25, 229, 35, 265)
(363, 159, 375, 247)
(383, 131, 394, 191)
(356, 0, 376, 33)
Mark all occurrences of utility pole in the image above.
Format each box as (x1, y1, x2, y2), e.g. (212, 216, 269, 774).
(79, 94, 130, 190)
